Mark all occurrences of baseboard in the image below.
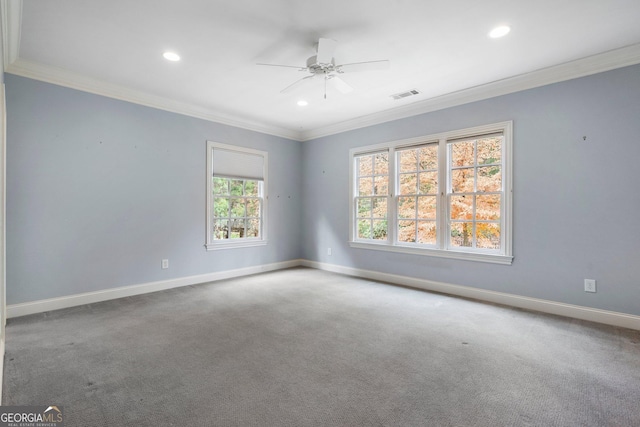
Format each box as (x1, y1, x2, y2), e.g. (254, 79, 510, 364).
(7, 259, 303, 318)
(301, 260, 640, 331)
(7, 258, 639, 331)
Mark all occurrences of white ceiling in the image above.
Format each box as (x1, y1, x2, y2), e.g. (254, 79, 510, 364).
(4, 0, 640, 141)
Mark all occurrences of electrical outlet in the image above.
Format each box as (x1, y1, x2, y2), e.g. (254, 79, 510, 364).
(327, 247, 332, 256)
(162, 259, 169, 269)
(584, 279, 596, 293)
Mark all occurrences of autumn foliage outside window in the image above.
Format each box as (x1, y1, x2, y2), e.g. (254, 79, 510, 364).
(449, 136, 502, 250)
(397, 145, 438, 245)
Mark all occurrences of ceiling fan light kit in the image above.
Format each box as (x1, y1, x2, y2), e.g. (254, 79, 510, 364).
(258, 38, 390, 99)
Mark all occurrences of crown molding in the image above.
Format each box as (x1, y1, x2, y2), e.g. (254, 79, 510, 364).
(5, 58, 302, 141)
(2, 0, 639, 145)
(1, 0, 21, 69)
(299, 43, 640, 141)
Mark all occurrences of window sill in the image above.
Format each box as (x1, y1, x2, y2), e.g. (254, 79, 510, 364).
(206, 240, 267, 251)
(349, 241, 513, 265)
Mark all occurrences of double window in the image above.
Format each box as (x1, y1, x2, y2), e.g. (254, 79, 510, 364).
(350, 122, 512, 264)
(206, 142, 267, 250)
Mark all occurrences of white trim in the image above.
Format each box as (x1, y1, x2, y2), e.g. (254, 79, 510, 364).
(7, 259, 302, 318)
(300, 43, 640, 141)
(348, 241, 513, 265)
(0, 0, 21, 69)
(301, 260, 640, 331)
(205, 240, 267, 250)
(1, 38, 638, 143)
(6, 259, 640, 331)
(5, 58, 300, 141)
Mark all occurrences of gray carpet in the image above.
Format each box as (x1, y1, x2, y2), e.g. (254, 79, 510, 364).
(3, 267, 640, 426)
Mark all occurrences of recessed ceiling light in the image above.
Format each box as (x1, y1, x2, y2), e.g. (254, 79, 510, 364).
(489, 25, 511, 38)
(163, 51, 180, 61)
(297, 100, 308, 107)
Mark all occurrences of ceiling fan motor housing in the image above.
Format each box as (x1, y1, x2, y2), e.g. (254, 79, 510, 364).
(306, 55, 337, 74)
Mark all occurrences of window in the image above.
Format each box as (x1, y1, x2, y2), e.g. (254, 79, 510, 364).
(349, 122, 512, 264)
(397, 144, 439, 245)
(355, 151, 389, 240)
(206, 142, 267, 250)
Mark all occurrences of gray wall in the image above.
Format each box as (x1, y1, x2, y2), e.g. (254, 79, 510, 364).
(302, 64, 640, 317)
(6, 74, 302, 304)
(6, 64, 640, 317)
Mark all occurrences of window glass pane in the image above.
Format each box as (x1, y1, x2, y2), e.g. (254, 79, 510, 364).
(357, 198, 372, 218)
(476, 223, 500, 250)
(418, 172, 437, 194)
(358, 219, 372, 239)
(450, 222, 473, 248)
(214, 198, 230, 218)
(358, 155, 373, 177)
(213, 177, 228, 195)
(247, 219, 260, 238)
(358, 177, 374, 196)
(372, 197, 387, 218)
(230, 180, 244, 196)
(452, 168, 474, 193)
(399, 173, 417, 195)
(229, 219, 245, 238)
(451, 141, 475, 167)
(374, 176, 388, 195)
(477, 137, 502, 165)
(213, 219, 228, 240)
(398, 196, 416, 219)
(399, 150, 418, 173)
(244, 180, 258, 196)
(417, 196, 437, 219)
(230, 199, 246, 217)
(372, 220, 388, 240)
(417, 221, 437, 245)
(419, 146, 438, 170)
(398, 220, 416, 243)
(476, 194, 501, 220)
(450, 195, 473, 220)
(246, 199, 260, 218)
(374, 152, 389, 175)
(477, 166, 501, 192)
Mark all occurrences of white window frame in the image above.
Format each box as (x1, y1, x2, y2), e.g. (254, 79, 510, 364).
(206, 141, 268, 250)
(349, 121, 513, 265)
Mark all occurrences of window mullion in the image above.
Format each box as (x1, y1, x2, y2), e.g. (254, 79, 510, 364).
(439, 138, 449, 250)
(388, 147, 397, 245)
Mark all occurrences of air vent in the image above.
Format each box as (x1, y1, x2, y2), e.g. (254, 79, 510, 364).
(391, 89, 420, 100)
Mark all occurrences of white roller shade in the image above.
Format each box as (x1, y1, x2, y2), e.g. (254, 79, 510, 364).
(212, 147, 265, 180)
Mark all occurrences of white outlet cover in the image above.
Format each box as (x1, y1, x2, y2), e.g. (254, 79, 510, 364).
(584, 279, 596, 293)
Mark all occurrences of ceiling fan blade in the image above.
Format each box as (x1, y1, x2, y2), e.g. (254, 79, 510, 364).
(337, 60, 390, 73)
(280, 75, 316, 93)
(316, 38, 337, 64)
(330, 76, 353, 94)
(257, 63, 307, 70)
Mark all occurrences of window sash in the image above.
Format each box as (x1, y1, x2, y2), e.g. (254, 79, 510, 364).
(446, 133, 504, 252)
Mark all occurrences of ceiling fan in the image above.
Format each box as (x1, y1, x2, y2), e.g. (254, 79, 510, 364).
(257, 38, 390, 99)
